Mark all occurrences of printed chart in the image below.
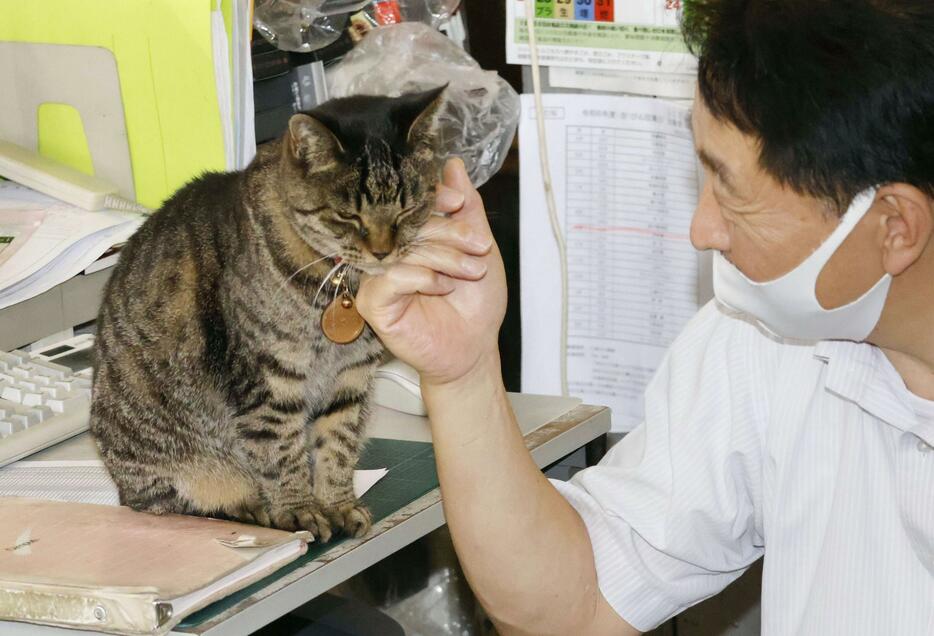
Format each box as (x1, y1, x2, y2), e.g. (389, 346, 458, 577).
(564, 123, 698, 416)
(520, 94, 700, 431)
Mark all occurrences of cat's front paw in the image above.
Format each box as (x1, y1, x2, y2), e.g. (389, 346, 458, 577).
(232, 499, 273, 527)
(322, 500, 372, 539)
(269, 503, 334, 542)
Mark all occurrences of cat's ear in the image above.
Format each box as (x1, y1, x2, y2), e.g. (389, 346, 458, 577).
(287, 114, 343, 171)
(403, 85, 447, 150)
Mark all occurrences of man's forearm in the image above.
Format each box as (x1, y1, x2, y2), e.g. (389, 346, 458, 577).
(422, 355, 631, 635)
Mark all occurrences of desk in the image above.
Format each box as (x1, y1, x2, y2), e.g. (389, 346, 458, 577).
(2, 393, 610, 636)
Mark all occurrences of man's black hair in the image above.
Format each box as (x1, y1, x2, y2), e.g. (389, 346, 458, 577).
(682, 0, 934, 211)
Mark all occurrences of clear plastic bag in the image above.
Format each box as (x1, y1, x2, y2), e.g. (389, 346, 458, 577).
(254, 0, 369, 52)
(381, 566, 485, 636)
(332, 526, 493, 636)
(398, 0, 463, 29)
(326, 22, 520, 186)
(254, 0, 462, 52)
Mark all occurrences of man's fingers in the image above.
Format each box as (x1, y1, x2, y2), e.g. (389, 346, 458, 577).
(419, 158, 495, 265)
(442, 158, 480, 212)
(402, 243, 487, 280)
(416, 217, 492, 256)
(435, 184, 465, 214)
(443, 157, 473, 194)
(357, 264, 455, 316)
(441, 158, 493, 240)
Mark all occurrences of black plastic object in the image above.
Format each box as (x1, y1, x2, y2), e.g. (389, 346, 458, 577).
(253, 593, 405, 636)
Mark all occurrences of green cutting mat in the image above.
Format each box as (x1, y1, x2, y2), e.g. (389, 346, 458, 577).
(179, 438, 438, 629)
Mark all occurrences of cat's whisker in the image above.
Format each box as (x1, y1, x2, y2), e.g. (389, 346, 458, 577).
(403, 245, 447, 269)
(404, 237, 446, 253)
(411, 225, 450, 243)
(311, 261, 346, 309)
(269, 258, 342, 326)
(400, 227, 450, 254)
(401, 242, 428, 256)
(272, 251, 338, 304)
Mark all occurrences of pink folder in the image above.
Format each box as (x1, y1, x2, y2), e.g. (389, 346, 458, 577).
(0, 496, 310, 634)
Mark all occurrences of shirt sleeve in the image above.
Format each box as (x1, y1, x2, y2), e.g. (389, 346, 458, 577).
(553, 303, 770, 631)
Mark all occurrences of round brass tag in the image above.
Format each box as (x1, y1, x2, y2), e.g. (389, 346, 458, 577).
(321, 294, 365, 344)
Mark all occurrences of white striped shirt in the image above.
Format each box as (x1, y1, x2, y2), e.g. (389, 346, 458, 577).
(554, 301, 934, 634)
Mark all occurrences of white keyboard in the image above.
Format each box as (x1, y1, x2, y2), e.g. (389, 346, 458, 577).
(0, 349, 91, 468)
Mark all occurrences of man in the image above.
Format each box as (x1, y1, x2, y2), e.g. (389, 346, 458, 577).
(357, 1, 934, 634)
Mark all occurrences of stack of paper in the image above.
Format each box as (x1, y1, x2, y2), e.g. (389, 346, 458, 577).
(219, 0, 258, 170)
(0, 182, 143, 310)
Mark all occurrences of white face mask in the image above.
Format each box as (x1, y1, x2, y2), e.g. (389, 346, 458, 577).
(713, 189, 892, 341)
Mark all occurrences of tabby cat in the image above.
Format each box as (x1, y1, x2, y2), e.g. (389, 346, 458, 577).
(90, 87, 445, 542)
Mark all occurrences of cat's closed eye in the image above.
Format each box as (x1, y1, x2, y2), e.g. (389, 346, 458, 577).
(294, 205, 327, 215)
(336, 209, 360, 222)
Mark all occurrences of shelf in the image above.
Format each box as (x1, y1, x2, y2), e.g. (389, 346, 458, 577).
(0, 267, 113, 350)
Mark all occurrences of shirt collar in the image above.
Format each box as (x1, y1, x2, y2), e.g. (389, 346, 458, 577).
(813, 340, 918, 433)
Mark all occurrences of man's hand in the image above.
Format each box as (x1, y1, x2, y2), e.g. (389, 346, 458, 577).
(356, 158, 507, 387)
(357, 159, 633, 636)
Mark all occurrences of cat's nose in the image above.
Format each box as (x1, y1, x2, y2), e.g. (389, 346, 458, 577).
(366, 228, 393, 260)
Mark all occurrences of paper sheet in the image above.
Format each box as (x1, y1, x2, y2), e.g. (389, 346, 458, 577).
(230, 0, 257, 168)
(0, 209, 46, 269)
(548, 66, 696, 100)
(519, 93, 701, 432)
(0, 460, 389, 507)
(353, 468, 389, 498)
(506, 0, 697, 84)
(212, 4, 236, 171)
(0, 182, 143, 310)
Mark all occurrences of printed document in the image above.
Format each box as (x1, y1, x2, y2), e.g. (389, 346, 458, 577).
(520, 93, 701, 432)
(506, 0, 697, 96)
(0, 182, 142, 310)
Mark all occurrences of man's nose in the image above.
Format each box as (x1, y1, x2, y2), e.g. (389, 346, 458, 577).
(690, 181, 730, 253)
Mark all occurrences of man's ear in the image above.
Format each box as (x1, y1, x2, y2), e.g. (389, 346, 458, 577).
(878, 183, 933, 276)
(404, 85, 447, 150)
(287, 114, 343, 172)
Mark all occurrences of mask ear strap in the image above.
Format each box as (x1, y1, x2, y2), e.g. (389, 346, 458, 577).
(797, 188, 879, 283)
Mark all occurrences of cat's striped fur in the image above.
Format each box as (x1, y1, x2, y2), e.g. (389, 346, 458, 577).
(90, 88, 444, 541)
